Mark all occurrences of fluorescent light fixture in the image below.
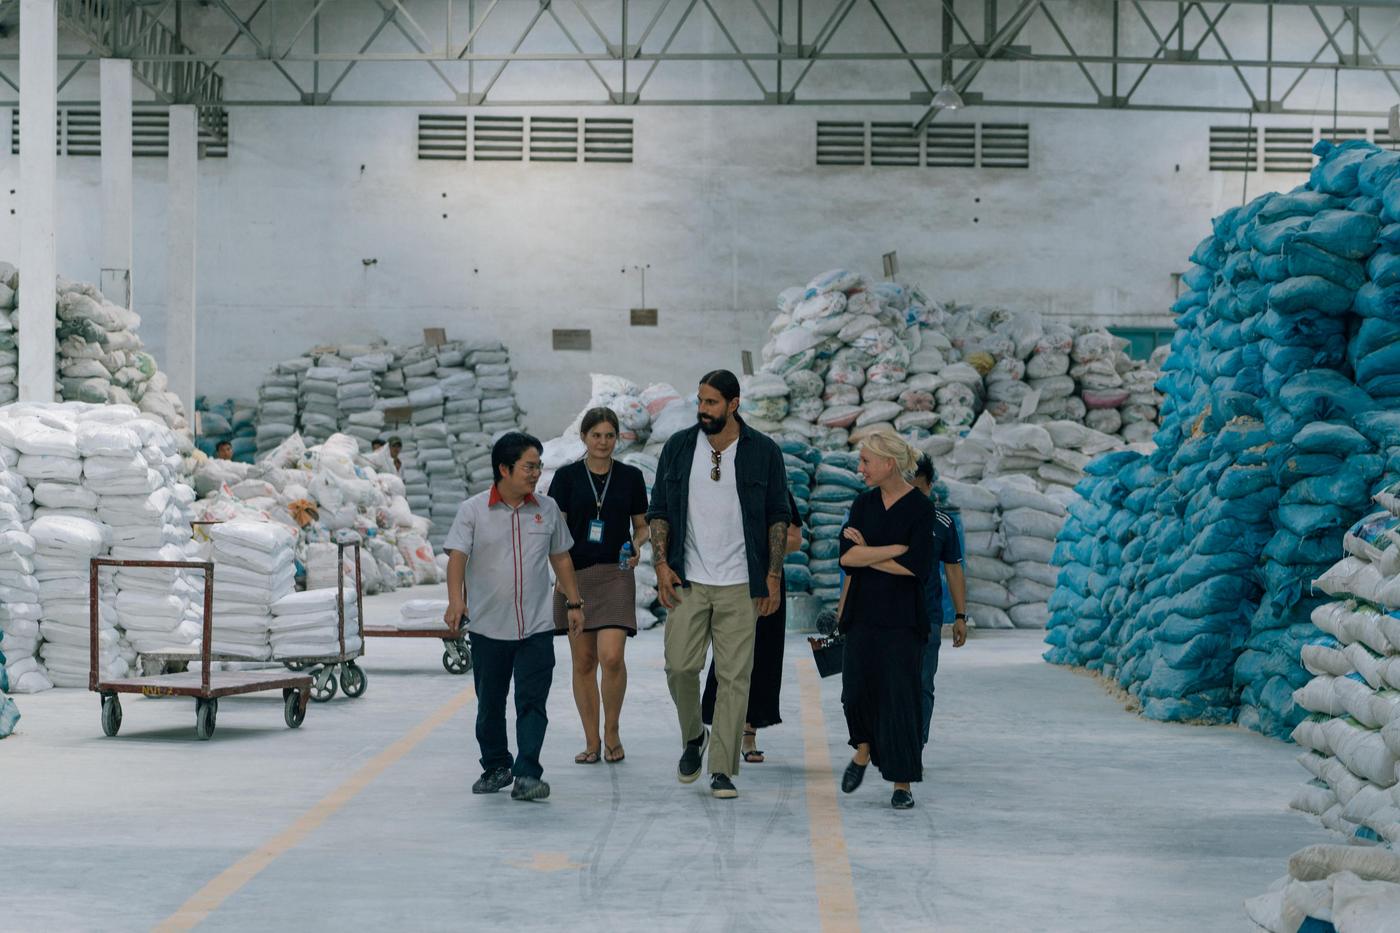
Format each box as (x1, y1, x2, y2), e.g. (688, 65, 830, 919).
(932, 82, 965, 110)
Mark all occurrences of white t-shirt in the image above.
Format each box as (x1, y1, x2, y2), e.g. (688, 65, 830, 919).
(682, 437, 749, 587)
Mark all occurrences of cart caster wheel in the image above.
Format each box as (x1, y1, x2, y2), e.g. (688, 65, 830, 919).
(101, 694, 122, 737)
(311, 673, 338, 703)
(341, 663, 367, 699)
(196, 697, 218, 740)
(284, 689, 306, 729)
(442, 648, 471, 675)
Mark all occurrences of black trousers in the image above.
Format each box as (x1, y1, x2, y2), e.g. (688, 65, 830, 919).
(701, 599, 785, 730)
(470, 631, 556, 780)
(841, 623, 923, 783)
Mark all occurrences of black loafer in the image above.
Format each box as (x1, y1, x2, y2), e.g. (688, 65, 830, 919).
(678, 728, 709, 784)
(841, 760, 867, 794)
(892, 789, 915, 810)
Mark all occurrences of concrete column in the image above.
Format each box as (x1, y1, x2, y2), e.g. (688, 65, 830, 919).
(165, 104, 197, 417)
(100, 58, 133, 309)
(18, 0, 57, 403)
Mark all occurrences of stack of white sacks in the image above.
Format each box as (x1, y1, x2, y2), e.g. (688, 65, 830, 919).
(1287, 514, 1400, 847)
(762, 269, 1163, 447)
(0, 402, 200, 688)
(1247, 845, 1400, 932)
(0, 265, 194, 451)
(270, 587, 362, 658)
(398, 598, 450, 631)
(192, 432, 440, 593)
(205, 521, 297, 660)
(256, 359, 306, 456)
(932, 414, 1126, 630)
(0, 463, 48, 693)
(254, 338, 526, 547)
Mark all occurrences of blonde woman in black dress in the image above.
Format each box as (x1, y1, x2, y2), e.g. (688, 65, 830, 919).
(836, 429, 935, 810)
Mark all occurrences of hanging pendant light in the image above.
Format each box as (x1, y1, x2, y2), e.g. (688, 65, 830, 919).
(932, 82, 965, 110)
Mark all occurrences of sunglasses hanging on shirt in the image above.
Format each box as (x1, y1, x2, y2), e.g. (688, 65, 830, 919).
(710, 448, 722, 482)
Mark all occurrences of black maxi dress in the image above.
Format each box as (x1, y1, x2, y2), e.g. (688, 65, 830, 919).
(838, 486, 935, 783)
(701, 492, 803, 731)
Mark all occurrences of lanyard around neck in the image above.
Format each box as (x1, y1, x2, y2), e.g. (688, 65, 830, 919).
(587, 461, 614, 517)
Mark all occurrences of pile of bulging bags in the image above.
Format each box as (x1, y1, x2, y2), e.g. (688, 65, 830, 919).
(191, 431, 440, 595)
(195, 397, 257, 462)
(761, 269, 1164, 450)
(0, 402, 200, 690)
(1045, 139, 1400, 738)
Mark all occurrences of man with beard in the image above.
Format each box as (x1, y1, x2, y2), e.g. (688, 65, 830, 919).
(648, 370, 790, 799)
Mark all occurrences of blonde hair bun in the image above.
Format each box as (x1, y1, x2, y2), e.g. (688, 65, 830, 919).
(860, 427, 919, 475)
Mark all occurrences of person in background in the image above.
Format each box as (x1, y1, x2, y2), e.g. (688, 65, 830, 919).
(387, 436, 404, 474)
(214, 440, 233, 461)
(649, 370, 790, 800)
(443, 432, 586, 803)
(837, 430, 934, 810)
(910, 455, 968, 748)
(371, 439, 385, 452)
(702, 490, 803, 764)
(547, 408, 649, 765)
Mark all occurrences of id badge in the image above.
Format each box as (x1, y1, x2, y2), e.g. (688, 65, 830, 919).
(588, 520, 605, 544)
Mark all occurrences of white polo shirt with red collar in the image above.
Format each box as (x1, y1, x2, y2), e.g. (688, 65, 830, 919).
(443, 486, 573, 641)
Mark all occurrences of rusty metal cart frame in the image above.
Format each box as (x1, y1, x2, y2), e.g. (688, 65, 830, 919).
(89, 558, 312, 740)
(278, 538, 367, 703)
(363, 612, 471, 675)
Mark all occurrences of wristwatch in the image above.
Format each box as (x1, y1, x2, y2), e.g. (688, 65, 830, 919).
(566, 600, 585, 610)
(954, 613, 968, 621)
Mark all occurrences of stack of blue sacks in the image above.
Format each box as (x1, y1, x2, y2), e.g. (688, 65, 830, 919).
(1047, 139, 1400, 738)
(196, 396, 258, 463)
(808, 451, 863, 609)
(780, 439, 819, 595)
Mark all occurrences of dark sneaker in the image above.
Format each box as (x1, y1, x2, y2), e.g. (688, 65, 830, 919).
(841, 760, 867, 794)
(472, 767, 514, 795)
(678, 728, 709, 784)
(710, 773, 738, 799)
(891, 789, 915, 810)
(510, 776, 551, 801)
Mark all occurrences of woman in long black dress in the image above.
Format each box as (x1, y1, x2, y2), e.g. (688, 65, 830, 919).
(836, 430, 935, 810)
(700, 491, 803, 762)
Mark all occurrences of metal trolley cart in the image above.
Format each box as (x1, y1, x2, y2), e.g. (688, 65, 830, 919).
(89, 558, 313, 740)
(279, 537, 367, 703)
(363, 613, 472, 675)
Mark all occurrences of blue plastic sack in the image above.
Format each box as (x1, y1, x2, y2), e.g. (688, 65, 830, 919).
(1367, 248, 1400, 287)
(1293, 209, 1382, 259)
(1276, 369, 1375, 422)
(1353, 410, 1400, 449)
(1250, 215, 1310, 254)
(1268, 275, 1358, 316)
(1285, 242, 1367, 290)
(1359, 149, 1400, 197)
(1291, 421, 1372, 455)
(1310, 139, 1376, 196)
(1352, 281, 1400, 321)
(1257, 190, 1343, 224)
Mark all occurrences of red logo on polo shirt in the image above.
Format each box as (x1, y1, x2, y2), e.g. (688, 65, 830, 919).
(534, 514, 543, 524)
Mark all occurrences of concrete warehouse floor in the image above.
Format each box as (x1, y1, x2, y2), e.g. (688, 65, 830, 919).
(1, 587, 1319, 932)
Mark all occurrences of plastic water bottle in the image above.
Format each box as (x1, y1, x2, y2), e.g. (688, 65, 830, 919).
(618, 542, 634, 570)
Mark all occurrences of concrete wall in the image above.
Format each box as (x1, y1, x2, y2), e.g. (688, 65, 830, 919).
(1, 0, 1393, 431)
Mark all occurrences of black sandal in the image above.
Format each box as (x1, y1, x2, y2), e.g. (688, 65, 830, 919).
(742, 730, 765, 763)
(575, 748, 601, 764)
(604, 743, 626, 763)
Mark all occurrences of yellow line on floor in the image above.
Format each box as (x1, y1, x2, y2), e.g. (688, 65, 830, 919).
(154, 684, 476, 933)
(797, 656, 861, 933)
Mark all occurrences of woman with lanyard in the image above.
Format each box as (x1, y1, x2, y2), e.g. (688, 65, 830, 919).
(547, 408, 650, 765)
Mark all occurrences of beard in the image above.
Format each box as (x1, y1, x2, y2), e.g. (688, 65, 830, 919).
(697, 411, 728, 435)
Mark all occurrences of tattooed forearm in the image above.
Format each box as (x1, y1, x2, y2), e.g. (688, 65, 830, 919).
(650, 518, 671, 564)
(766, 522, 788, 577)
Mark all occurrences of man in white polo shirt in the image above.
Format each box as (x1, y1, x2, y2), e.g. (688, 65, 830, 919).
(444, 432, 586, 802)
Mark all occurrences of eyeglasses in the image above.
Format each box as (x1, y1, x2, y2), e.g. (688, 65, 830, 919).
(710, 449, 721, 482)
(520, 463, 544, 475)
